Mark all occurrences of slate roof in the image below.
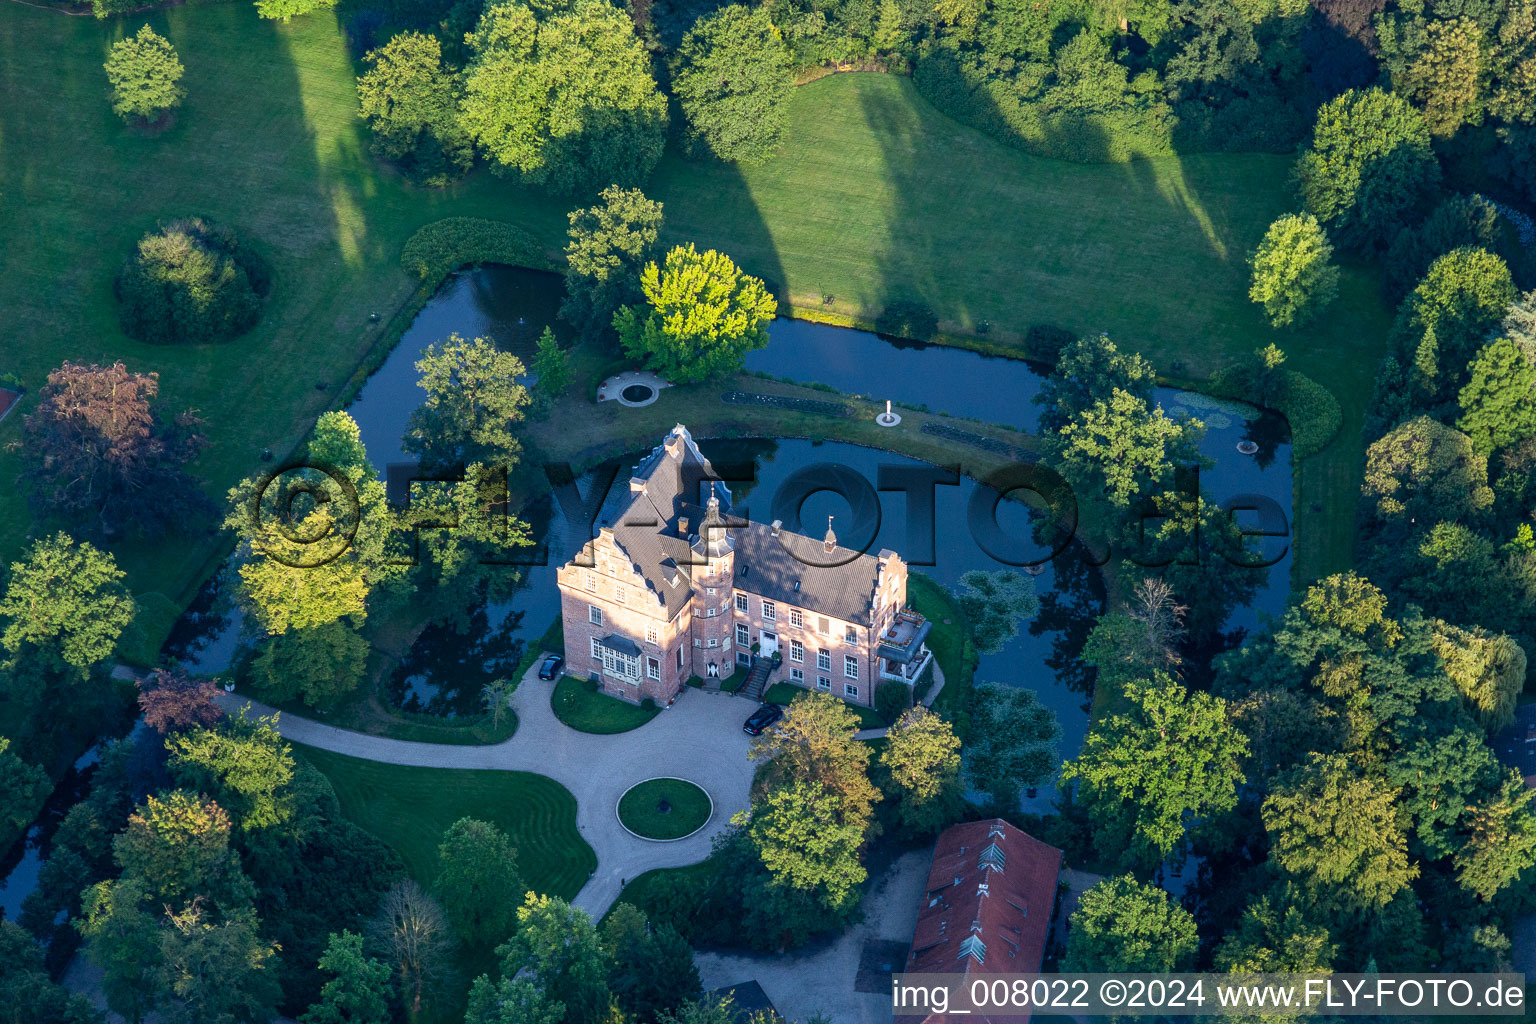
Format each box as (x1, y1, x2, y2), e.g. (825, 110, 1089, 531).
(589, 425, 886, 626)
(908, 819, 1062, 1022)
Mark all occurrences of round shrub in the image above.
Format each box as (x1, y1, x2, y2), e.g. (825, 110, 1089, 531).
(875, 300, 939, 341)
(117, 219, 269, 344)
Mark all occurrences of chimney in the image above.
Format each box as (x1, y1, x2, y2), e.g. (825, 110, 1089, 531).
(678, 516, 690, 538)
(771, 519, 782, 538)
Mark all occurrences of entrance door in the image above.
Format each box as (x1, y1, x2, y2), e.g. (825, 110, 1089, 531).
(759, 630, 779, 659)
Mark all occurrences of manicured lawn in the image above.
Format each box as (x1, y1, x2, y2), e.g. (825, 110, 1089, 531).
(763, 681, 888, 729)
(296, 745, 595, 899)
(617, 778, 713, 840)
(906, 573, 979, 735)
(0, 2, 1387, 664)
(551, 676, 661, 733)
(297, 746, 594, 1022)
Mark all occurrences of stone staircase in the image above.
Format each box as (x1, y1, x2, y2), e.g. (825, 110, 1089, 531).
(741, 659, 773, 702)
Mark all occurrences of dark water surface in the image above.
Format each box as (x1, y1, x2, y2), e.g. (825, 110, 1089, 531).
(163, 265, 1294, 805)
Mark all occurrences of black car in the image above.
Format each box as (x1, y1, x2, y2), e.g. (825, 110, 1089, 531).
(538, 654, 565, 681)
(742, 703, 785, 736)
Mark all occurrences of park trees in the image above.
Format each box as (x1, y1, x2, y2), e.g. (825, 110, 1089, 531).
(254, 0, 335, 21)
(403, 335, 530, 471)
(136, 668, 223, 734)
(1361, 416, 1493, 529)
(743, 780, 869, 914)
(1035, 332, 1157, 435)
(465, 977, 565, 1024)
(955, 570, 1039, 653)
(1062, 674, 1248, 870)
(356, 32, 471, 184)
(434, 817, 522, 947)
(879, 707, 964, 836)
(165, 710, 295, 831)
(1062, 875, 1198, 972)
(671, 5, 794, 163)
(1054, 388, 1195, 508)
(1392, 246, 1516, 399)
(1294, 87, 1440, 250)
(0, 739, 51, 840)
(601, 902, 701, 1021)
(498, 894, 611, 1024)
(531, 328, 571, 403)
(104, 26, 184, 124)
(1456, 336, 1536, 455)
(1262, 752, 1418, 910)
(117, 219, 269, 345)
(0, 533, 134, 681)
(963, 684, 1061, 808)
(750, 691, 880, 829)
(111, 791, 250, 912)
(21, 362, 208, 538)
(300, 931, 391, 1024)
(368, 880, 454, 1020)
(460, 0, 667, 194)
(560, 186, 664, 336)
(1385, 17, 1487, 137)
(614, 244, 777, 382)
(1248, 212, 1339, 327)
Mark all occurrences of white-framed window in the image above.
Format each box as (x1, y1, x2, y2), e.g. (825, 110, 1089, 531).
(708, 638, 718, 648)
(647, 657, 660, 679)
(646, 626, 659, 645)
(735, 593, 748, 613)
(601, 646, 639, 681)
(584, 571, 597, 592)
(736, 624, 750, 646)
(589, 605, 603, 626)
(791, 668, 804, 682)
(693, 638, 701, 648)
(818, 617, 830, 635)
(616, 586, 626, 605)
(762, 600, 776, 621)
(790, 608, 803, 628)
(844, 655, 859, 680)
(590, 638, 602, 660)
(709, 561, 718, 576)
(706, 587, 716, 596)
(844, 625, 858, 645)
(790, 639, 804, 663)
(676, 647, 685, 668)
(817, 650, 831, 671)
(817, 676, 831, 691)
(844, 683, 859, 700)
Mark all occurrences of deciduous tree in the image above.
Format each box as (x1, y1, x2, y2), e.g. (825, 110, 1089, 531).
(749, 691, 880, 828)
(560, 186, 664, 335)
(404, 334, 529, 471)
(1248, 213, 1339, 327)
(740, 780, 868, 912)
(671, 6, 793, 163)
(614, 244, 776, 382)
(879, 707, 963, 836)
(368, 880, 454, 1020)
(498, 893, 611, 1024)
(963, 684, 1061, 807)
(0, 532, 134, 679)
(460, 0, 667, 194)
(356, 32, 471, 184)
(1062, 874, 1197, 971)
(22, 362, 208, 537)
(1457, 336, 1536, 455)
(165, 710, 295, 831)
(136, 668, 222, 734)
(0, 738, 50, 836)
(1261, 752, 1418, 910)
(601, 902, 701, 1021)
(434, 817, 522, 946)
(1294, 87, 1440, 250)
(1062, 674, 1247, 869)
(1453, 769, 1536, 901)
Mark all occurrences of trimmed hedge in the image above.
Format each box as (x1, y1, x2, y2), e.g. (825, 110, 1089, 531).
(1209, 366, 1343, 461)
(400, 217, 551, 280)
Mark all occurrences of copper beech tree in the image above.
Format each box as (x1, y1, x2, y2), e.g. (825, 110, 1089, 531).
(21, 361, 208, 538)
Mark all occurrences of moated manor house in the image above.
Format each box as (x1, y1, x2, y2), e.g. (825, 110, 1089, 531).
(556, 425, 934, 707)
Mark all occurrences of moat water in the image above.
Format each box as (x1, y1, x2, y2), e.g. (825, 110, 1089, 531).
(163, 264, 1293, 808)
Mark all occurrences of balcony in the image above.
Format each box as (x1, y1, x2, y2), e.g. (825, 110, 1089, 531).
(877, 609, 932, 664)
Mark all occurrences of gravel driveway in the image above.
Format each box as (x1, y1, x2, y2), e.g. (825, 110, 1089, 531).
(217, 662, 757, 918)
